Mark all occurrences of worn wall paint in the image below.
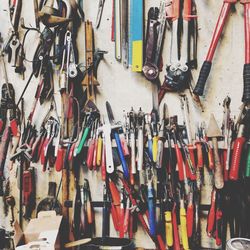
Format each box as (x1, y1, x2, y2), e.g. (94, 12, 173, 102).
(0, 0, 246, 249)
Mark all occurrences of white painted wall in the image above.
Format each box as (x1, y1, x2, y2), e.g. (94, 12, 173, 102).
(0, 0, 246, 249)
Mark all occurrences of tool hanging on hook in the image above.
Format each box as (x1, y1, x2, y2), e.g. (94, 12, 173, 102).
(158, 0, 198, 104)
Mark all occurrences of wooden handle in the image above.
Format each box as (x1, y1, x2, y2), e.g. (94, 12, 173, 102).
(212, 137, 224, 189)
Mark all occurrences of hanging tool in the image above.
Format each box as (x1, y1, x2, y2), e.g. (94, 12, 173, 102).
(145, 114, 153, 160)
(114, 0, 122, 61)
(222, 96, 233, 180)
(4, 0, 22, 70)
(128, 108, 136, 175)
(143, 7, 160, 81)
(82, 21, 99, 103)
(159, 0, 198, 103)
(193, 0, 250, 105)
(180, 95, 196, 180)
(119, 173, 166, 250)
(106, 102, 129, 178)
(76, 110, 99, 155)
(137, 108, 144, 171)
(38, 0, 72, 27)
(229, 104, 248, 181)
(96, 0, 105, 29)
(98, 116, 122, 175)
(0, 53, 18, 136)
(207, 114, 224, 189)
(129, 0, 144, 72)
(121, 0, 129, 68)
(145, 153, 156, 237)
(179, 191, 189, 250)
(0, 127, 11, 197)
(143, 1, 167, 82)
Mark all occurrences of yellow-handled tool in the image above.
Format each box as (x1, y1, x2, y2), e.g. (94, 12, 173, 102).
(180, 199, 189, 250)
(152, 136, 158, 162)
(96, 134, 103, 166)
(165, 210, 173, 247)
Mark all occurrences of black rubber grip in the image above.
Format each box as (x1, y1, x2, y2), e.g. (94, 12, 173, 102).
(193, 61, 212, 96)
(242, 64, 250, 102)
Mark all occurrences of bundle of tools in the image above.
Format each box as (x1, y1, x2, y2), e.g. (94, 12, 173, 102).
(67, 97, 250, 249)
(0, 0, 105, 235)
(141, 0, 198, 107)
(193, 0, 250, 106)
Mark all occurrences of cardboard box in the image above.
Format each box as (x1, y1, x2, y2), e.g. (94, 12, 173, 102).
(14, 211, 63, 250)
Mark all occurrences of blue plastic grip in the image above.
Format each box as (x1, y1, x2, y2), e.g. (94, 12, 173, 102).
(114, 132, 129, 178)
(148, 186, 156, 237)
(148, 139, 153, 160)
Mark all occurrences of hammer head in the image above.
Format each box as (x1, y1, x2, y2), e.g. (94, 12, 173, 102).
(207, 114, 222, 138)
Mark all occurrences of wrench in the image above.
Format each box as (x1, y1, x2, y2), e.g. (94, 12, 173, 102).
(9, 37, 20, 67)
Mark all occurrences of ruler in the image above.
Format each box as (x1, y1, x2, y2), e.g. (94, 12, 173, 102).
(129, 0, 144, 72)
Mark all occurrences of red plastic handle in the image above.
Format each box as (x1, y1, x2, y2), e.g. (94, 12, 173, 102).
(68, 143, 75, 161)
(129, 160, 135, 186)
(10, 119, 18, 136)
(124, 207, 129, 233)
(55, 147, 64, 172)
(207, 189, 216, 237)
(156, 234, 166, 250)
(229, 137, 246, 180)
(86, 139, 95, 169)
(175, 144, 185, 181)
(92, 139, 98, 170)
(119, 207, 125, 238)
(187, 204, 194, 237)
(40, 138, 49, 165)
(23, 171, 32, 206)
(223, 150, 229, 181)
(196, 143, 204, 168)
(172, 205, 181, 250)
(0, 119, 4, 133)
(208, 146, 215, 170)
(215, 208, 223, 246)
(111, 203, 119, 231)
(101, 144, 106, 181)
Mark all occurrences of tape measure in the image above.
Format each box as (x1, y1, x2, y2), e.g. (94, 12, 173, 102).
(129, 0, 144, 72)
(226, 238, 250, 250)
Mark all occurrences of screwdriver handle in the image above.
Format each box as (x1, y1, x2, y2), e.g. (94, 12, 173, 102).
(77, 127, 90, 154)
